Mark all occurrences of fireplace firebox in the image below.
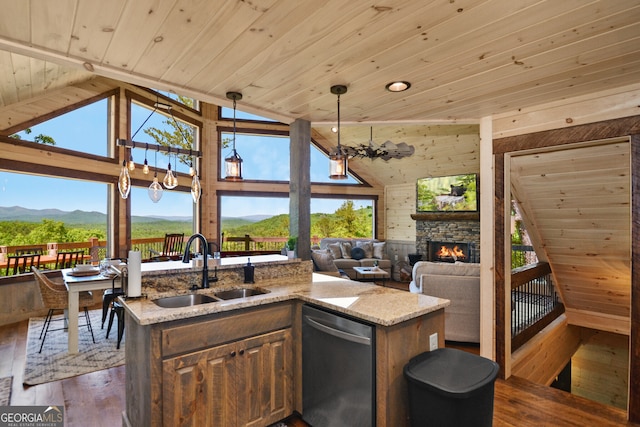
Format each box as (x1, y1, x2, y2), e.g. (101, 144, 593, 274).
(428, 241, 477, 263)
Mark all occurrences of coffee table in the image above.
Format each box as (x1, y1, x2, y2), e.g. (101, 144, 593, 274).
(353, 266, 390, 286)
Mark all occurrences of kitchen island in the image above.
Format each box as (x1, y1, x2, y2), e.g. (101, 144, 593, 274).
(120, 256, 449, 427)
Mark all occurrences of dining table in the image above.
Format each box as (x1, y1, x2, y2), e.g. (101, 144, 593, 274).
(62, 267, 120, 353)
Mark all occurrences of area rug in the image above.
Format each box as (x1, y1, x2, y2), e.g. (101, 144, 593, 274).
(23, 309, 125, 386)
(0, 376, 12, 405)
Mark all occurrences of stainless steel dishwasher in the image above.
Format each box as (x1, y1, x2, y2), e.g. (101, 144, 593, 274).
(302, 304, 375, 427)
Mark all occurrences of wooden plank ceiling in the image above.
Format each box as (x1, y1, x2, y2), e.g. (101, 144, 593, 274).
(510, 140, 631, 334)
(0, 0, 638, 125)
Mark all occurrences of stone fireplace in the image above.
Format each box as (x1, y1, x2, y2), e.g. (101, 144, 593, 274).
(414, 217, 480, 263)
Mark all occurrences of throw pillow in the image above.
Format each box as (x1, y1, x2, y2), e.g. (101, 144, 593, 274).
(310, 250, 339, 272)
(350, 247, 365, 260)
(356, 240, 373, 258)
(328, 243, 342, 259)
(373, 241, 387, 259)
(340, 241, 352, 259)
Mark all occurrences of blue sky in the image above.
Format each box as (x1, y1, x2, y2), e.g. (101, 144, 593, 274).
(0, 100, 366, 217)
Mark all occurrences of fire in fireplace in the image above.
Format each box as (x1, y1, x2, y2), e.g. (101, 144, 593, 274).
(428, 241, 473, 263)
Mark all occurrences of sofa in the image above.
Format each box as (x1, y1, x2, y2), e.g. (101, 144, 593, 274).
(311, 238, 391, 280)
(410, 261, 480, 343)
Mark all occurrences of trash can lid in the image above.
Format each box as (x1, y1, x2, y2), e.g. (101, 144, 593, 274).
(404, 348, 499, 398)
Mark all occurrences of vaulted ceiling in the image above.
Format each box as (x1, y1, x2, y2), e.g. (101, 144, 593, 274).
(0, 0, 638, 125)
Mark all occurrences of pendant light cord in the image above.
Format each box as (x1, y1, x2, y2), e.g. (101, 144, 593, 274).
(337, 93, 341, 151)
(131, 106, 158, 140)
(232, 98, 237, 152)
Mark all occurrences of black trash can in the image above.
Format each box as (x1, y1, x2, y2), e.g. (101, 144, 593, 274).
(404, 348, 500, 427)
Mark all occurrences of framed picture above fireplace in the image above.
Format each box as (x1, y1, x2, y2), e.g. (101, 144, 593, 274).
(416, 173, 478, 213)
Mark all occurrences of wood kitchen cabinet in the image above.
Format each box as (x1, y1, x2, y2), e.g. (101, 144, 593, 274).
(162, 328, 292, 427)
(124, 302, 294, 427)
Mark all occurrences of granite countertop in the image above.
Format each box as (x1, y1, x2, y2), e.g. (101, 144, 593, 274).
(120, 272, 450, 327)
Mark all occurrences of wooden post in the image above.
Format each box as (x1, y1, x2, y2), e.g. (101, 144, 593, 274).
(289, 119, 311, 261)
(630, 134, 640, 423)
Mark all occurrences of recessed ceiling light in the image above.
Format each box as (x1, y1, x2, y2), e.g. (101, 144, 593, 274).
(385, 81, 411, 92)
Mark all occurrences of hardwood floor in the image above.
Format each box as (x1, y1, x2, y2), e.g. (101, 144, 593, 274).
(1, 307, 637, 427)
(0, 319, 127, 427)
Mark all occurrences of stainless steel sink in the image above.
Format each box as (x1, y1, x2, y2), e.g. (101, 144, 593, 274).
(153, 294, 220, 308)
(214, 287, 269, 300)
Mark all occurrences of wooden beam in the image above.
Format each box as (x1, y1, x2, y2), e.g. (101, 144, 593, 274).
(494, 115, 640, 155)
(630, 133, 640, 422)
(564, 308, 630, 336)
(494, 153, 506, 378)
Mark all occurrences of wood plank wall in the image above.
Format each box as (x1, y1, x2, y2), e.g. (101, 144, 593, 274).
(384, 183, 415, 242)
(492, 82, 640, 422)
(511, 315, 582, 385)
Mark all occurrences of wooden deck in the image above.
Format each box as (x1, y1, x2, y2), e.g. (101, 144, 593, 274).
(1, 314, 636, 426)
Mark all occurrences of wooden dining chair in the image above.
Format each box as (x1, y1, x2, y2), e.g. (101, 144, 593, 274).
(149, 233, 185, 260)
(32, 267, 95, 353)
(15, 247, 44, 256)
(5, 253, 41, 275)
(54, 250, 85, 269)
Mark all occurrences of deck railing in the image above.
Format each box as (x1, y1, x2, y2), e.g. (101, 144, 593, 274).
(221, 235, 322, 253)
(1, 234, 323, 275)
(511, 262, 564, 351)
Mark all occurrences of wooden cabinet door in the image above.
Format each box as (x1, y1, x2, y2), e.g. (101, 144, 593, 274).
(237, 329, 293, 427)
(163, 342, 237, 427)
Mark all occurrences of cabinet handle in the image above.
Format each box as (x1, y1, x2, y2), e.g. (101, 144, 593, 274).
(230, 351, 236, 357)
(239, 349, 245, 355)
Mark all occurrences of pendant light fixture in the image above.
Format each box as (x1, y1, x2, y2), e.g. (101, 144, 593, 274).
(224, 91, 243, 181)
(172, 152, 179, 187)
(127, 152, 135, 170)
(163, 147, 178, 189)
(329, 85, 348, 180)
(191, 173, 202, 203)
(188, 149, 201, 203)
(189, 150, 195, 177)
(118, 160, 131, 198)
(148, 146, 163, 203)
(142, 143, 150, 174)
(118, 99, 160, 200)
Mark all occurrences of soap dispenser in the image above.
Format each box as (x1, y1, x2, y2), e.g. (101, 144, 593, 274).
(244, 258, 255, 284)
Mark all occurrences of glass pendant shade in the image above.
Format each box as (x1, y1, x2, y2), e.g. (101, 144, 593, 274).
(163, 163, 178, 189)
(118, 161, 131, 199)
(142, 158, 150, 174)
(329, 150, 348, 180)
(191, 174, 202, 203)
(148, 175, 163, 203)
(225, 150, 243, 181)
